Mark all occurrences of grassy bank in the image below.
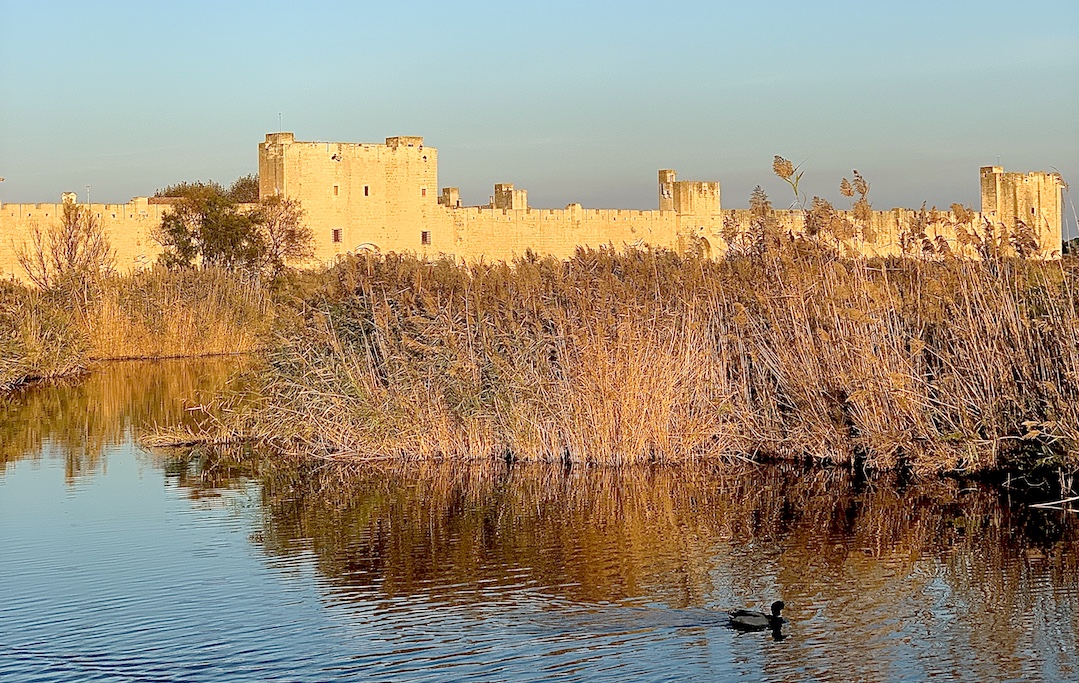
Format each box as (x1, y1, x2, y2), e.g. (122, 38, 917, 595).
(237, 247, 1079, 475)
(0, 268, 270, 390)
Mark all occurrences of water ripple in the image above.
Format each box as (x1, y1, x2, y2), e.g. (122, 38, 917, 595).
(3, 390, 1078, 683)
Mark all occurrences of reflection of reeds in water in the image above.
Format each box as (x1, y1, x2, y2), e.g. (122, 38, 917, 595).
(244, 249, 1079, 474)
(0, 358, 249, 481)
(249, 461, 1076, 603)
(226, 456, 1076, 680)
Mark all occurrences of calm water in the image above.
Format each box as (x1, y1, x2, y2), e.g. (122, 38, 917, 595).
(1, 361, 1077, 682)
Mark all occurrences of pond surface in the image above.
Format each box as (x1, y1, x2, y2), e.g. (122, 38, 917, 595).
(1, 360, 1077, 682)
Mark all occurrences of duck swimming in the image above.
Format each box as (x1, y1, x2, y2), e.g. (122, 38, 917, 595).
(727, 600, 786, 631)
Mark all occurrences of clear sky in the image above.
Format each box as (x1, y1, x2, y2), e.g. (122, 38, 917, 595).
(1, 0, 1076, 233)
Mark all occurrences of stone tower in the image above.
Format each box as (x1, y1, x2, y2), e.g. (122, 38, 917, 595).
(258, 132, 438, 256)
(657, 169, 720, 216)
(980, 166, 1065, 253)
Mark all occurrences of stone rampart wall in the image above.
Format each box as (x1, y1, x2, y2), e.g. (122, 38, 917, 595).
(0, 132, 1063, 281)
(0, 197, 167, 280)
(435, 206, 682, 260)
(0, 200, 1058, 282)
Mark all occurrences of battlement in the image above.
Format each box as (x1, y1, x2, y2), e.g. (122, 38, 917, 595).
(264, 132, 295, 146)
(3, 194, 161, 218)
(439, 187, 461, 208)
(386, 136, 424, 149)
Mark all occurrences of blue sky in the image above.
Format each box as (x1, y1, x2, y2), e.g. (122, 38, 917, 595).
(1, 1, 1076, 232)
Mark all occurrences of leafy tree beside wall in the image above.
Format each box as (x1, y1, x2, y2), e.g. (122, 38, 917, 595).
(226, 174, 259, 203)
(155, 174, 258, 204)
(153, 175, 312, 278)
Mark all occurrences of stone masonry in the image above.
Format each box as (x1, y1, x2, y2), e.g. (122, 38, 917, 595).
(0, 132, 1066, 280)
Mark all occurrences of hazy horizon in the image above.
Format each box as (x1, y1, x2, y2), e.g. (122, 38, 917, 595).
(1, 1, 1076, 234)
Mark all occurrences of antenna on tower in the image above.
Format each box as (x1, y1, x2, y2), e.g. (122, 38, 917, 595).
(279, 112, 282, 132)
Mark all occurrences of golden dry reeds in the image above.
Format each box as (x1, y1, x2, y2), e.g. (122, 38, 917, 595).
(0, 280, 87, 389)
(81, 268, 270, 360)
(238, 246, 1079, 475)
(0, 267, 270, 389)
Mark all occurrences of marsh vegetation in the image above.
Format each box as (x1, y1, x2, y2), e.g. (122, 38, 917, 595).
(0, 269, 269, 390)
(218, 246, 1079, 477)
(1, 174, 309, 390)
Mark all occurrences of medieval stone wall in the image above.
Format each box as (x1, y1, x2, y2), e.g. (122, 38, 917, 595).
(0, 196, 166, 279)
(435, 205, 680, 260)
(0, 132, 1064, 281)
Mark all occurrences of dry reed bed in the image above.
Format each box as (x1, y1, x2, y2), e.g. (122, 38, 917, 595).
(0, 268, 270, 390)
(242, 247, 1079, 474)
(0, 280, 88, 389)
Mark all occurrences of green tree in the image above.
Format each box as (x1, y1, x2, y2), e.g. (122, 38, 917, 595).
(153, 182, 263, 271)
(154, 173, 259, 203)
(153, 178, 311, 277)
(227, 173, 260, 203)
(155, 179, 226, 199)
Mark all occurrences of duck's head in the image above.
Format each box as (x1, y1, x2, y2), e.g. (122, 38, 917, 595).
(770, 601, 785, 617)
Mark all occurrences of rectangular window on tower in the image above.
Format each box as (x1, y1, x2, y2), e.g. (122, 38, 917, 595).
(421, 187, 427, 197)
(332, 228, 342, 243)
(333, 185, 339, 197)
(421, 231, 431, 245)
(364, 185, 370, 197)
